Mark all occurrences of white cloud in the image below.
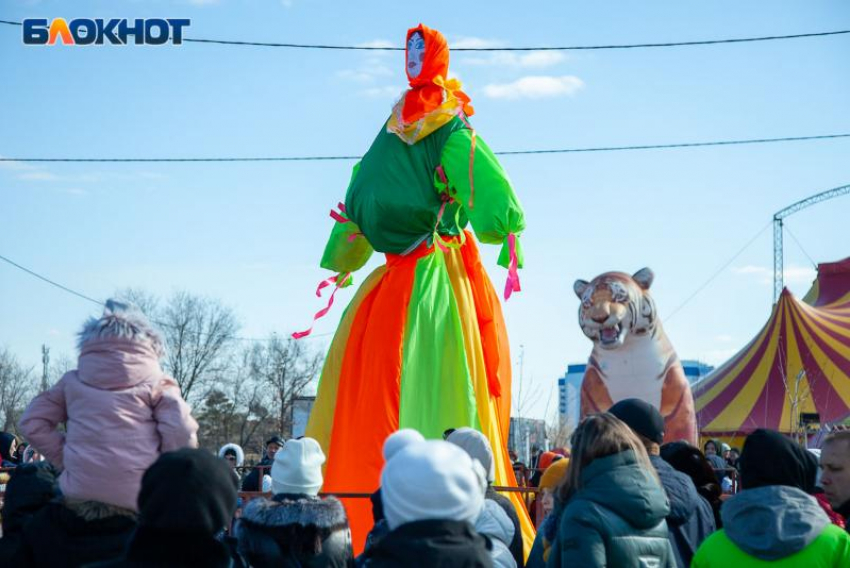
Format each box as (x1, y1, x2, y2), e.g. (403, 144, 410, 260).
(357, 39, 395, 49)
(18, 171, 60, 181)
(461, 51, 566, 68)
(337, 64, 392, 84)
(360, 86, 403, 99)
(450, 36, 504, 49)
(714, 334, 734, 343)
(482, 75, 584, 100)
(734, 264, 816, 286)
(702, 348, 741, 366)
(734, 265, 769, 275)
(784, 266, 817, 284)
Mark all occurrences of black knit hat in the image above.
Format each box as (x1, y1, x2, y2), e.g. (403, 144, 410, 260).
(265, 435, 284, 447)
(608, 398, 665, 445)
(739, 429, 817, 492)
(138, 448, 238, 534)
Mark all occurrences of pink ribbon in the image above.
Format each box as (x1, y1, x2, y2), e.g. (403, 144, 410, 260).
(503, 233, 521, 301)
(292, 273, 352, 339)
(330, 202, 348, 224)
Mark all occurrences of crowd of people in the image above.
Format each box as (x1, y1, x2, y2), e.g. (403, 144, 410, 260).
(0, 301, 848, 567)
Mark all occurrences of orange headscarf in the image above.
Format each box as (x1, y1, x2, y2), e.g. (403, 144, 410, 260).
(401, 24, 473, 124)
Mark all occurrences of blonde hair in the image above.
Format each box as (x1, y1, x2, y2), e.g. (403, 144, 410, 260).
(557, 413, 660, 503)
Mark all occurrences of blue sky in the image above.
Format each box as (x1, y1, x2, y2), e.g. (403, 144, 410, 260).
(2, 0, 849, 421)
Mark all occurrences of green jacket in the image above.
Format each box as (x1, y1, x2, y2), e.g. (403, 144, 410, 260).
(692, 485, 850, 567)
(546, 449, 675, 568)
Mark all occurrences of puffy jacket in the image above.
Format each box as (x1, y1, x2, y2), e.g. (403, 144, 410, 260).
(545, 449, 675, 568)
(650, 455, 715, 567)
(475, 500, 516, 568)
(19, 338, 198, 511)
(485, 486, 523, 566)
(692, 485, 850, 567)
(237, 493, 354, 567)
(359, 519, 492, 567)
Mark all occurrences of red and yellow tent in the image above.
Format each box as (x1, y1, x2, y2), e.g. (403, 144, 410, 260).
(694, 257, 850, 442)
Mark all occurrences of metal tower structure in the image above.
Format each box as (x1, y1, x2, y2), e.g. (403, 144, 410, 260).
(773, 184, 850, 302)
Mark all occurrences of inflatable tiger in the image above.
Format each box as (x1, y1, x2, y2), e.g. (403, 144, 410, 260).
(574, 268, 697, 444)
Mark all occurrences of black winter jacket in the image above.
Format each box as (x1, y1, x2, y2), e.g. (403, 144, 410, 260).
(12, 499, 137, 567)
(650, 455, 716, 567)
(360, 519, 493, 567)
(237, 493, 354, 568)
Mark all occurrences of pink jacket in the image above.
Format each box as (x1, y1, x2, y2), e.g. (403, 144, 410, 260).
(19, 338, 198, 511)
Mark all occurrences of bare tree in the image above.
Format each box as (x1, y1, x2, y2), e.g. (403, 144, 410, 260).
(512, 347, 544, 419)
(117, 288, 160, 318)
(0, 347, 37, 433)
(117, 289, 240, 402)
(195, 348, 274, 454)
(248, 335, 322, 439)
(49, 352, 75, 387)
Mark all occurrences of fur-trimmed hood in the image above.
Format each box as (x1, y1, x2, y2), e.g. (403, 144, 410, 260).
(242, 494, 348, 530)
(78, 299, 164, 358)
(64, 497, 137, 521)
(218, 443, 245, 467)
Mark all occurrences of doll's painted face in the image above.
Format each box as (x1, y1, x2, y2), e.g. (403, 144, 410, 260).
(407, 31, 425, 79)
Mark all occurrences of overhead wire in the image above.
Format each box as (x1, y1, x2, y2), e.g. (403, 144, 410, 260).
(2, 133, 849, 163)
(0, 19, 847, 51)
(665, 220, 773, 322)
(0, 253, 333, 342)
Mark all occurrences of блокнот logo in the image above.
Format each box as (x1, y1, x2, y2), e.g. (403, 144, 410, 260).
(23, 18, 191, 45)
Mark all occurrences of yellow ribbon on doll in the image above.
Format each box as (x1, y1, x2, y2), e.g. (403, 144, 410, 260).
(387, 75, 473, 145)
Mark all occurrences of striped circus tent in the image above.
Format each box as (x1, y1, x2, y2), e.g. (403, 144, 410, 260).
(694, 257, 850, 439)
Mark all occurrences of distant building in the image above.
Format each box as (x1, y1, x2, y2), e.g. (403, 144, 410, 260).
(680, 360, 714, 385)
(291, 396, 316, 438)
(558, 359, 714, 430)
(508, 417, 548, 465)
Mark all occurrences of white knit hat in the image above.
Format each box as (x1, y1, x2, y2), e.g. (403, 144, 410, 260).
(446, 427, 495, 484)
(383, 429, 426, 462)
(381, 440, 486, 530)
(271, 438, 325, 496)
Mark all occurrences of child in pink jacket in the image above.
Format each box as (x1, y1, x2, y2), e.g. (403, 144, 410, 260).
(20, 299, 199, 512)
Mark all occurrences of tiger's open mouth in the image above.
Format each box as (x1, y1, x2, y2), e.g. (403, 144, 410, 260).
(598, 323, 625, 347)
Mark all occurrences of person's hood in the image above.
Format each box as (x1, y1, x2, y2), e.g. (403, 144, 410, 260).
(446, 427, 496, 484)
(138, 448, 237, 534)
(650, 454, 700, 526)
(241, 494, 348, 530)
(722, 485, 829, 561)
(77, 338, 163, 390)
(739, 429, 817, 493)
(0, 432, 18, 463)
(77, 299, 164, 356)
(579, 449, 670, 530)
(474, 499, 515, 546)
(45, 498, 137, 538)
(218, 443, 245, 467)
